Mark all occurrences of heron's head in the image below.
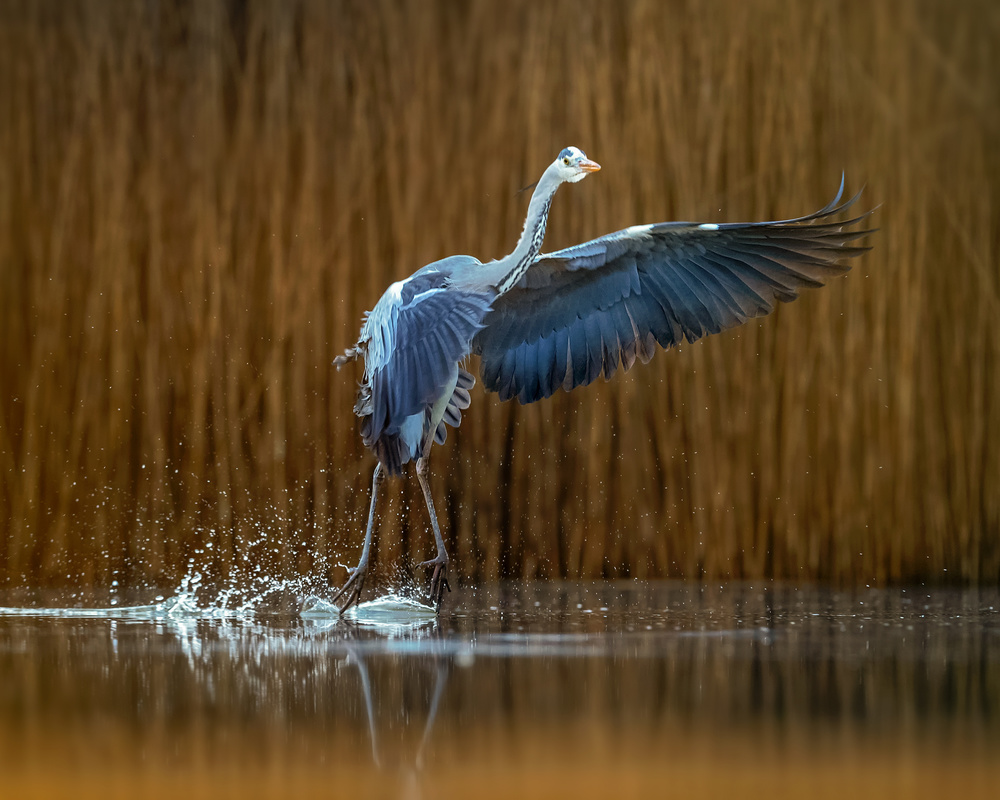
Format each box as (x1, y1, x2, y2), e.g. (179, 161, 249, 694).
(554, 146, 601, 183)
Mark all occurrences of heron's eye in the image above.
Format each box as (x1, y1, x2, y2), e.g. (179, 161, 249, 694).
(562, 157, 571, 166)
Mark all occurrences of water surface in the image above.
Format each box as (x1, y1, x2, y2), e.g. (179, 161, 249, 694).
(1, 582, 997, 798)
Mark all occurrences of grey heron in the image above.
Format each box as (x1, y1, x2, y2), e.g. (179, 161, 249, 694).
(332, 146, 872, 612)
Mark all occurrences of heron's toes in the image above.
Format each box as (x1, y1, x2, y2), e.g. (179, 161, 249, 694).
(331, 563, 368, 615)
(416, 554, 448, 571)
(417, 555, 450, 611)
(432, 573, 451, 609)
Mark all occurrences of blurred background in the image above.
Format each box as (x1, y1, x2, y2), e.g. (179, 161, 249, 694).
(0, 0, 997, 592)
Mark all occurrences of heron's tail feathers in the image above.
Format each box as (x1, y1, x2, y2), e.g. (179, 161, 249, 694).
(433, 368, 476, 445)
(371, 433, 407, 476)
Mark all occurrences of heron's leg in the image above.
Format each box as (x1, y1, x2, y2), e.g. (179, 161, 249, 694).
(415, 456, 450, 609)
(332, 462, 384, 614)
(344, 644, 381, 767)
(415, 659, 450, 769)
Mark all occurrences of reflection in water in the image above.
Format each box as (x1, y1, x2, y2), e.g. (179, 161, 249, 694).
(0, 582, 998, 797)
(344, 642, 449, 773)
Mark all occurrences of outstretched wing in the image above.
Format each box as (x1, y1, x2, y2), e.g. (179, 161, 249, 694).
(472, 181, 874, 404)
(359, 268, 493, 449)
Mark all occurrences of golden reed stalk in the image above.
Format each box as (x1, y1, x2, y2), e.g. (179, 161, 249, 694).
(0, 0, 997, 589)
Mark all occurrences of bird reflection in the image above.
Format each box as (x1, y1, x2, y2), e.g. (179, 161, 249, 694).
(147, 601, 454, 788)
(342, 635, 450, 773)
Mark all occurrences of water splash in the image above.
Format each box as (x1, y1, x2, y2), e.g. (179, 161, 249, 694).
(303, 592, 437, 632)
(1, 473, 439, 624)
(0, 561, 432, 624)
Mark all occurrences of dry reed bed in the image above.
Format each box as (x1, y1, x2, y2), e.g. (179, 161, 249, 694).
(0, 0, 997, 588)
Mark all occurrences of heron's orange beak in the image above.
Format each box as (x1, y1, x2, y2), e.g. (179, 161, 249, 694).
(579, 158, 601, 173)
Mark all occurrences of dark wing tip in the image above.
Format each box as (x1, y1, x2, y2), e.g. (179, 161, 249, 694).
(716, 176, 872, 231)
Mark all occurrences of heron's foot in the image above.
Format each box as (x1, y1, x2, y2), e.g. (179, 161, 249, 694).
(331, 558, 369, 615)
(417, 553, 450, 611)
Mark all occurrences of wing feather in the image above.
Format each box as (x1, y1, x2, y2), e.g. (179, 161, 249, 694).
(473, 184, 873, 404)
(358, 270, 493, 458)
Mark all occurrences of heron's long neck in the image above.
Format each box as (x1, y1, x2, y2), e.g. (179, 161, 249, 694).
(458, 169, 561, 294)
(496, 174, 560, 292)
